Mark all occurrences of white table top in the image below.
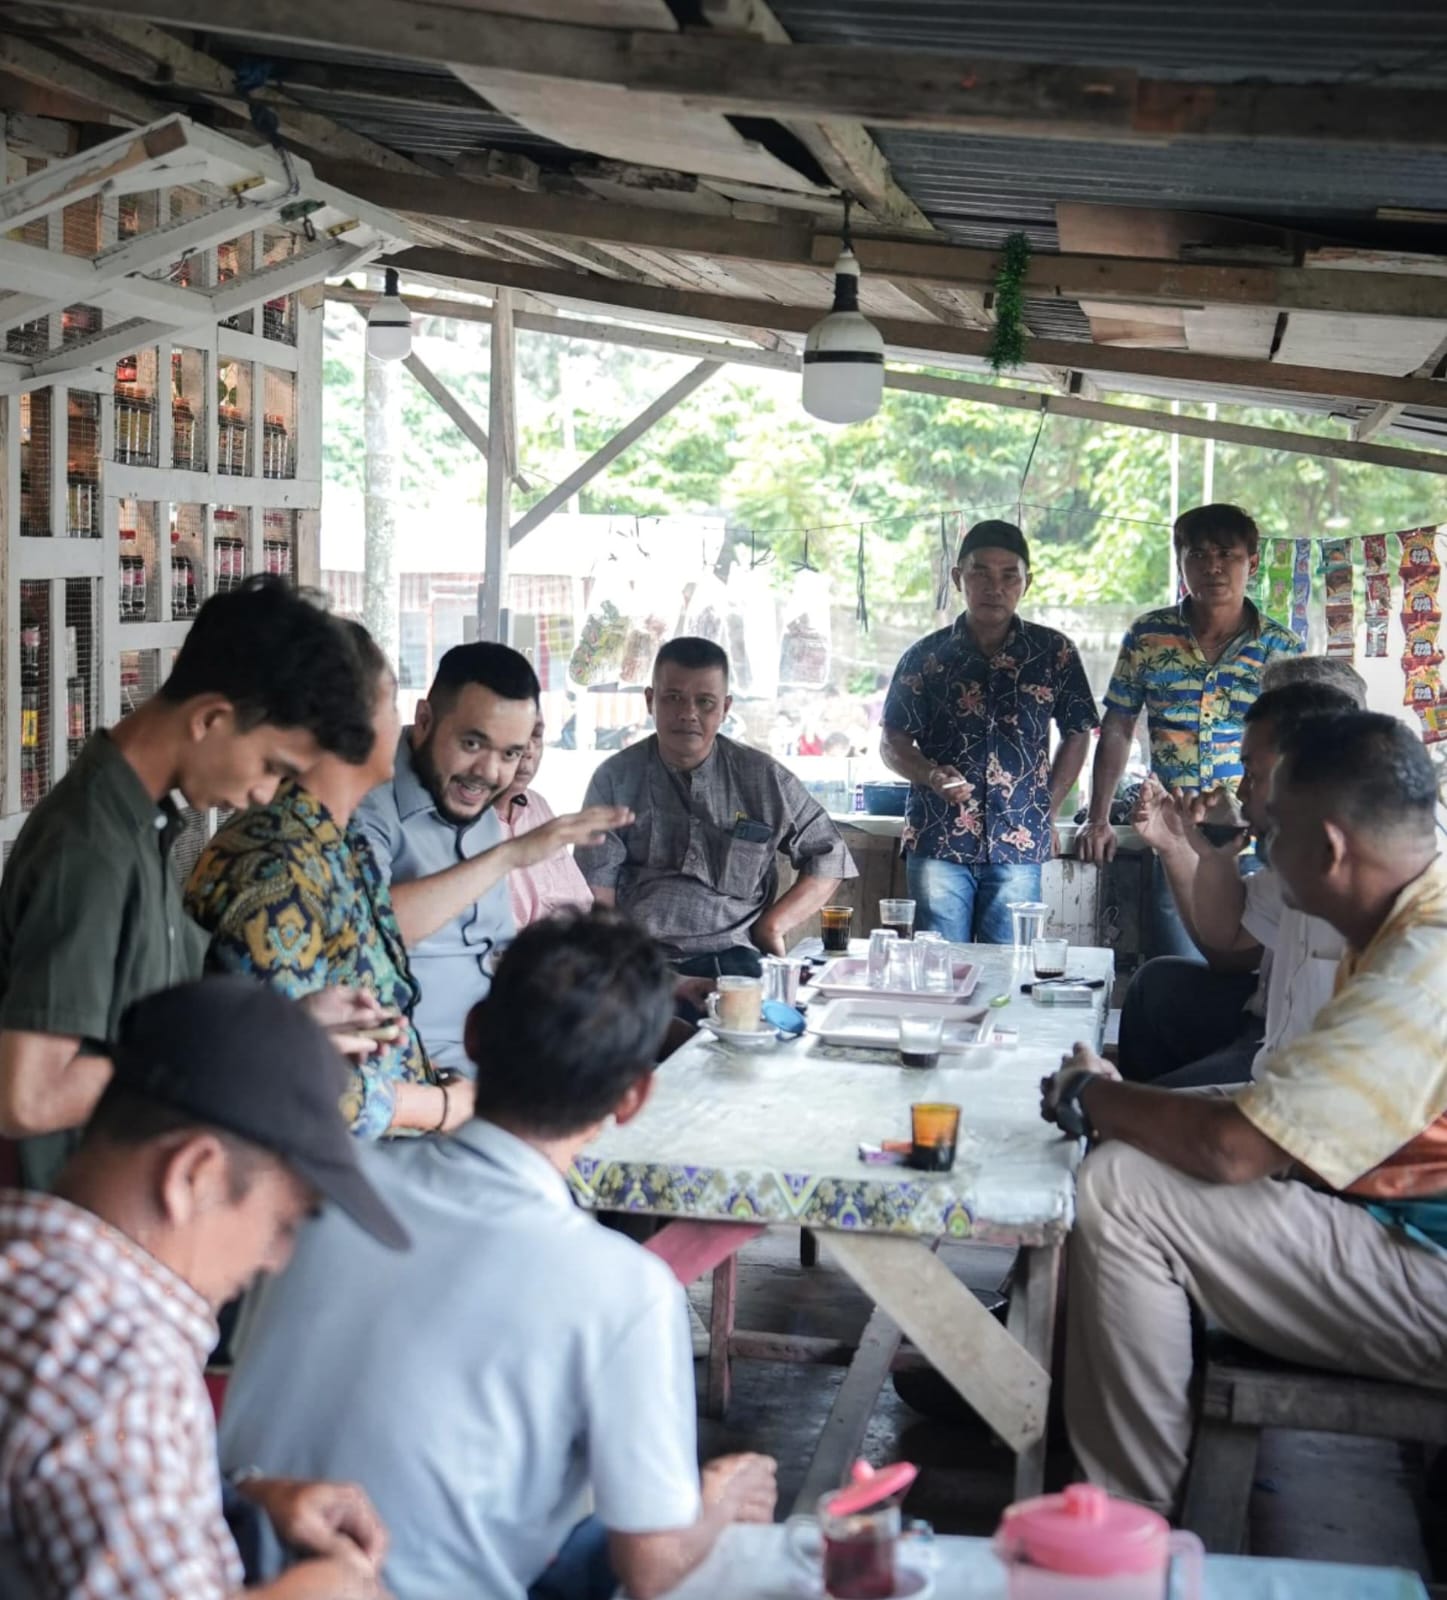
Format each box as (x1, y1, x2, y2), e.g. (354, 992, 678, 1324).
(570, 944, 1113, 1246)
(653, 1525, 1428, 1600)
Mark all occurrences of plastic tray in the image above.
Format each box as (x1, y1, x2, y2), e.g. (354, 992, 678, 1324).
(811, 956, 981, 1005)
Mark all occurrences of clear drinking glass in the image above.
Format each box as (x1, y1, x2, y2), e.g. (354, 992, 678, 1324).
(866, 928, 898, 987)
(1007, 900, 1049, 951)
(879, 898, 916, 940)
(918, 934, 955, 993)
(1031, 937, 1069, 979)
(898, 1014, 945, 1068)
(884, 939, 916, 991)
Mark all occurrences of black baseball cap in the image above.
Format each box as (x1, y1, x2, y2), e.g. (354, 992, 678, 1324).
(957, 519, 1031, 569)
(110, 978, 409, 1251)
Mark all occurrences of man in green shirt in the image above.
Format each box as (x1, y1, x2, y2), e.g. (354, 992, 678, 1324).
(0, 576, 376, 1187)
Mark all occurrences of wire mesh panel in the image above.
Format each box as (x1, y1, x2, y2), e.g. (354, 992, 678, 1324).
(65, 391, 100, 538)
(217, 233, 255, 333)
(119, 649, 164, 716)
(6, 158, 50, 357)
(60, 195, 103, 345)
(261, 367, 296, 479)
(114, 348, 160, 468)
(212, 507, 250, 594)
(19, 389, 52, 536)
(169, 805, 210, 888)
(217, 359, 253, 476)
(63, 579, 100, 770)
(170, 504, 204, 619)
(262, 510, 296, 582)
(19, 580, 51, 810)
(170, 346, 208, 471)
(118, 499, 162, 624)
(260, 227, 299, 345)
(119, 190, 160, 243)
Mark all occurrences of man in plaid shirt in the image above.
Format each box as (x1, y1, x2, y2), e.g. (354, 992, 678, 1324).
(0, 979, 408, 1600)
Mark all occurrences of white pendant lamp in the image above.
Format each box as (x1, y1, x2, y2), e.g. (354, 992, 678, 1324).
(802, 203, 884, 424)
(366, 267, 412, 362)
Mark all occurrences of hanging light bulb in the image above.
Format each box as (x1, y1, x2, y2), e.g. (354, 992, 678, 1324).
(802, 198, 884, 424)
(366, 267, 412, 362)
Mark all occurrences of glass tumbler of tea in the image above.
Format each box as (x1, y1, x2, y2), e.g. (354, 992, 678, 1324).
(821, 904, 855, 954)
(879, 898, 916, 942)
(898, 1014, 945, 1069)
(909, 1102, 961, 1172)
(1031, 937, 1069, 980)
(798, 1496, 900, 1600)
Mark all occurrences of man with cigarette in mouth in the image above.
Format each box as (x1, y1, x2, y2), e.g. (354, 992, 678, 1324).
(880, 520, 1099, 943)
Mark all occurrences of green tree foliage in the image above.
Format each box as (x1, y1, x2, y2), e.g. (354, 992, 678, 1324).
(323, 302, 1444, 613)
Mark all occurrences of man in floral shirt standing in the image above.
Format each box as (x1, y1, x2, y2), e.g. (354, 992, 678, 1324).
(881, 520, 1098, 942)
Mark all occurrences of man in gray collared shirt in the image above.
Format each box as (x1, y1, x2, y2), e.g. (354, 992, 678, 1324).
(356, 644, 629, 1074)
(577, 637, 856, 977)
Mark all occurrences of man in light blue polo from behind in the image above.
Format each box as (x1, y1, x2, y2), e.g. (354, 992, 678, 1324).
(355, 644, 630, 1075)
(220, 910, 777, 1600)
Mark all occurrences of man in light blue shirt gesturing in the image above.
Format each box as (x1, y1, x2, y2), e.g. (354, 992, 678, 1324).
(355, 644, 628, 1076)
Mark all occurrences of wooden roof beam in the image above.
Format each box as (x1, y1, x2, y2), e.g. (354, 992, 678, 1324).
(319, 167, 1447, 322)
(383, 249, 1447, 414)
(42, 1, 1447, 150)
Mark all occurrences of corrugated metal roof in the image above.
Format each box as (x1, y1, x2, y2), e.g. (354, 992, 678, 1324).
(768, 1, 1447, 86)
(875, 130, 1447, 233)
(208, 39, 583, 165)
(282, 83, 579, 163)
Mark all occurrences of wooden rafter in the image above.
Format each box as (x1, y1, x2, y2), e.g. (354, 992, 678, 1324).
(40, 1, 1447, 150)
(381, 251, 1447, 414)
(307, 166, 1447, 323)
(328, 288, 1447, 480)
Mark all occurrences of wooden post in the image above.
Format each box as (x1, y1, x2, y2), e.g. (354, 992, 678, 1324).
(482, 287, 514, 644)
(363, 272, 402, 663)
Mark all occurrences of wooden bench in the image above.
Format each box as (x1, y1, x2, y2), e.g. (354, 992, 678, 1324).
(1181, 1335, 1447, 1553)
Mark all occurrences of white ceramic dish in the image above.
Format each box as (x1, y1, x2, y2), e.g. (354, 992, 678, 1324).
(806, 997, 988, 1052)
(811, 956, 981, 1006)
(697, 1017, 783, 1052)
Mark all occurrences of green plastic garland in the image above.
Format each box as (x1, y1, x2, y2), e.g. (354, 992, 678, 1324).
(988, 233, 1032, 372)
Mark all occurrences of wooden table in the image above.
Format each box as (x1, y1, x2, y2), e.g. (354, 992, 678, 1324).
(654, 1524, 1429, 1599)
(570, 942, 1113, 1502)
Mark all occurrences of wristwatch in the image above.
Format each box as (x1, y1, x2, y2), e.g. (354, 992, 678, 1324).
(1053, 1073, 1098, 1141)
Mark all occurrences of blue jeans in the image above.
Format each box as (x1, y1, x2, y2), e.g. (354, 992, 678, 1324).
(905, 855, 1044, 944)
(528, 1517, 615, 1600)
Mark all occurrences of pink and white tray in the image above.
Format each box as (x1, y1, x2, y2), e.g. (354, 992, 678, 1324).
(810, 956, 981, 1005)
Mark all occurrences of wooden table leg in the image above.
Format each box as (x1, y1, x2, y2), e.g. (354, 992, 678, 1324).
(1005, 1241, 1063, 1499)
(706, 1253, 739, 1420)
(824, 1233, 1050, 1459)
(789, 1301, 902, 1516)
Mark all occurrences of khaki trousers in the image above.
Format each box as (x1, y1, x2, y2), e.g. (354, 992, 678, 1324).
(1066, 1140, 1447, 1514)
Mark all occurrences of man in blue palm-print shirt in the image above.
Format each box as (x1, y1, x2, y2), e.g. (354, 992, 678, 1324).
(881, 521, 1099, 943)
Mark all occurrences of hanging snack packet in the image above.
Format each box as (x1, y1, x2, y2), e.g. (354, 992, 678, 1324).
(1400, 527, 1441, 576)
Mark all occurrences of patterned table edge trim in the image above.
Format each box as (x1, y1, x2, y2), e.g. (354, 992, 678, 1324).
(568, 1155, 1073, 1244)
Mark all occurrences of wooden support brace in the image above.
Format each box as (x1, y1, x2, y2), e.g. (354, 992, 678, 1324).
(824, 1233, 1048, 1454)
(790, 1302, 904, 1517)
(509, 358, 721, 545)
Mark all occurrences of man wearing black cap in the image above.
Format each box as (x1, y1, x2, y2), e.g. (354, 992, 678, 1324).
(0, 977, 407, 1600)
(881, 520, 1098, 943)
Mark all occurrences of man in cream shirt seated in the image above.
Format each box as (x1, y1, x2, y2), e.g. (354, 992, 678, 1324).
(221, 910, 775, 1600)
(1125, 664, 1364, 1087)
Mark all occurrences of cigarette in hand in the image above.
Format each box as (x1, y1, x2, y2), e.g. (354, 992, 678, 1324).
(939, 778, 969, 789)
